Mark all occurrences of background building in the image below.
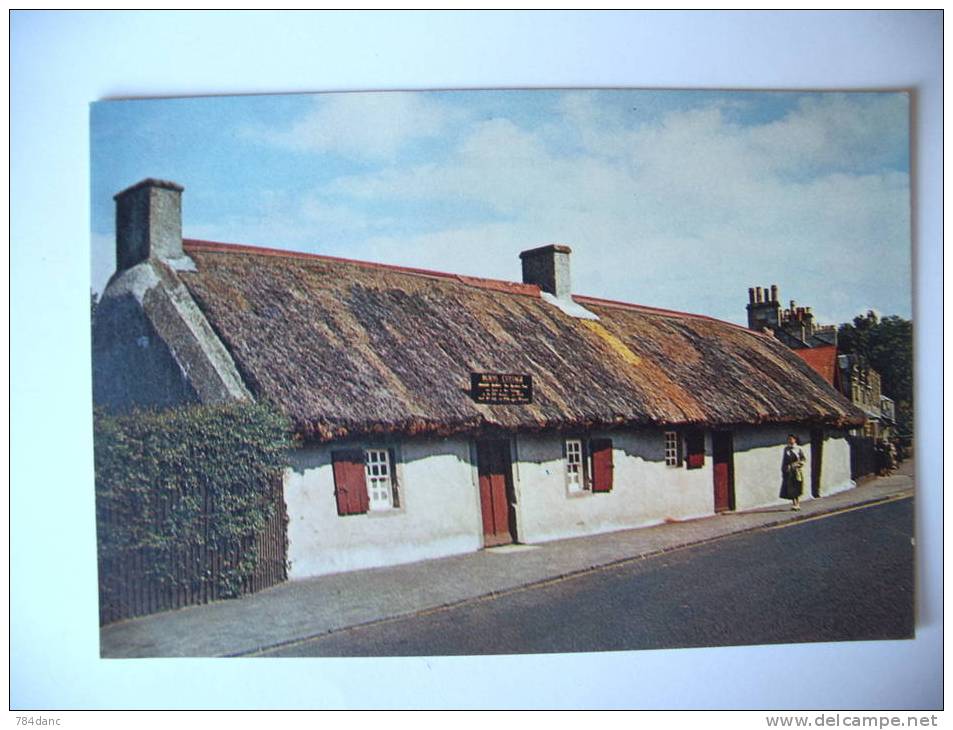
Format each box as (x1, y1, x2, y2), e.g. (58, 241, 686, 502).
(745, 284, 894, 441)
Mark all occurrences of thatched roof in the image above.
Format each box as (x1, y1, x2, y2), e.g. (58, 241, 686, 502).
(177, 239, 865, 441)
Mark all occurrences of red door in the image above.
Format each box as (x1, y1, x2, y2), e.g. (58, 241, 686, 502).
(712, 431, 734, 512)
(476, 439, 517, 547)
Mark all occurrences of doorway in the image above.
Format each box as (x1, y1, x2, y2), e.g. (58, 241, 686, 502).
(476, 439, 518, 547)
(712, 431, 735, 512)
(810, 428, 824, 498)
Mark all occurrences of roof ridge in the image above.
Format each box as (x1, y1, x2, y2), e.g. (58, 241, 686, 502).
(183, 238, 542, 297)
(573, 293, 759, 334)
(183, 239, 759, 330)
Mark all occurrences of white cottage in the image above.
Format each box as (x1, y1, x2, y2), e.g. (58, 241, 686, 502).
(93, 179, 864, 579)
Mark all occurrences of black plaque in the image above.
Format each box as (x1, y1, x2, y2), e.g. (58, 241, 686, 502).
(470, 372, 533, 405)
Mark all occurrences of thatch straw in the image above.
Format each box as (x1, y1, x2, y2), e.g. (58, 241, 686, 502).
(179, 240, 865, 442)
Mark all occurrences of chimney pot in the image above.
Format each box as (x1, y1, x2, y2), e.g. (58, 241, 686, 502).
(748, 287, 755, 304)
(770, 284, 778, 303)
(519, 244, 572, 299)
(114, 178, 184, 271)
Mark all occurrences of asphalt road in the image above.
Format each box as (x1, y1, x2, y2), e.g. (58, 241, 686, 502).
(257, 497, 914, 657)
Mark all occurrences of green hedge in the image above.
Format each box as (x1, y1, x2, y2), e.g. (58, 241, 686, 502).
(94, 401, 292, 600)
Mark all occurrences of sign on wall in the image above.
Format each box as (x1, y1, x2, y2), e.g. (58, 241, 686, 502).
(470, 373, 533, 405)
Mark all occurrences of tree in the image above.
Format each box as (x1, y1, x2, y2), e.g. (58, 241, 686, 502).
(838, 311, 913, 436)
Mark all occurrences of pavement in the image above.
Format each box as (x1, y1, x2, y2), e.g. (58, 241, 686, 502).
(100, 460, 915, 658)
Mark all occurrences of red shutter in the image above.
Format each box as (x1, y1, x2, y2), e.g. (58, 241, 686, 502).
(331, 450, 369, 515)
(590, 438, 613, 492)
(684, 430, 705, 469)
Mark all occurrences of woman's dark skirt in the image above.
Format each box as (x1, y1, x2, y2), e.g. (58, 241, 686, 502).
(780, 471, 804, 500)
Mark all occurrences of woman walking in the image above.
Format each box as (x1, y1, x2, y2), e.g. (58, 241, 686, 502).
(780, 434, 806, 510)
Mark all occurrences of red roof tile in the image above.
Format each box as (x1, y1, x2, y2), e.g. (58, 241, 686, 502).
(793, 345, 838, 386)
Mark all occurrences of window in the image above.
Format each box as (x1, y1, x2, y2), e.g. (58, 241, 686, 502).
(564, 437, 614, 494)
(565, 438, 588, 493)
(332, 447, 400, 516)
(365, 448, 398, 511)
(664, 431, 681, 466)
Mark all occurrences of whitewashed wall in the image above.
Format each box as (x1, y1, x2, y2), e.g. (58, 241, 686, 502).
(732, 425, 854, 510)
(733, 424, 804, 510)
(282, 425, 855, 578)
(512, 430, 714, 544)
(283, 436, 482, 578)
(819, 431, 853, 495)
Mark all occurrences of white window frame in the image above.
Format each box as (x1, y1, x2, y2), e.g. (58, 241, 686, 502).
(665, 430, 681, 467)
(364, 448, 398, 511)
(565, 438, 589, 493)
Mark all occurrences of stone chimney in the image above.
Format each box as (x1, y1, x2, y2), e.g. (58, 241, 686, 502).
(114, 178, 185, 271)
(746, 282, 781, 332)
(520, 244, 572, 299)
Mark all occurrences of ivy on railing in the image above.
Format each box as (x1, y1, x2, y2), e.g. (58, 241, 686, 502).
(94, 402, 291, 602)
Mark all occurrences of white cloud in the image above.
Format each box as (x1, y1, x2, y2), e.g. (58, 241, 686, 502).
(186, 188, 399, 255)
(249, 92, 459, 161)
(361, 222, 529, 282)
(748, 93, 909, 173)
(315, 91, 910, 324)
(172, 91, 910, 326)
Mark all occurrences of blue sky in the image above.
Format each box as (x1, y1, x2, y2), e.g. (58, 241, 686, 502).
(90, 89, 911, 326)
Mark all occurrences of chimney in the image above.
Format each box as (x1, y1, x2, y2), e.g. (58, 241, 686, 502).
(114, 178, 184, 271)
(520, 244, 572, 299)
(746, 282, 781, 331)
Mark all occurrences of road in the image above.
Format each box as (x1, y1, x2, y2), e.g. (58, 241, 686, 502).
(256, 497, 914, 657)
